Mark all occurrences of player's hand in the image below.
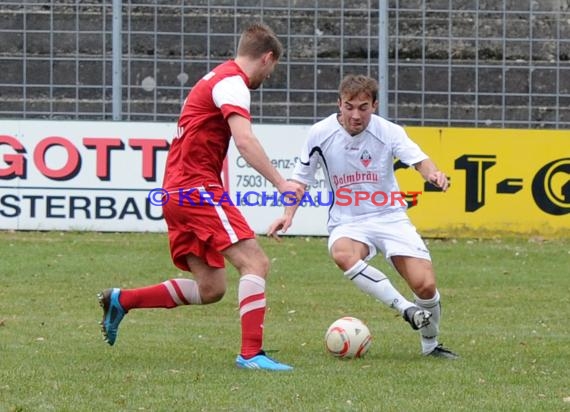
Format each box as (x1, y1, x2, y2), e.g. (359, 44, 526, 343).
(276, 180, 304, 202)
(428, 171, 450, 192)
(267, 216, 292, 241)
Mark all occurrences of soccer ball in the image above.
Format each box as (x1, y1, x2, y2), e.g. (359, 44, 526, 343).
(324, 316, 372, 358)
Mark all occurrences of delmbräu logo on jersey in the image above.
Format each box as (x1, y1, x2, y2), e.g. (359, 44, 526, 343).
(332, 171, 379, 187)
(360, 149, 372, 168)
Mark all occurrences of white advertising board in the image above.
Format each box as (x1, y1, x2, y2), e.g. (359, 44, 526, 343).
(0, 120, 174, 231)
(226, 124, 328, 236)
(0, 120, 328, 234)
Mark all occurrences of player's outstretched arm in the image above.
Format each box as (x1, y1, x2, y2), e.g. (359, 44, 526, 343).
(229, 114, 303, 199)
(414, 158, 450, 192)
(267, 179, 305, 240)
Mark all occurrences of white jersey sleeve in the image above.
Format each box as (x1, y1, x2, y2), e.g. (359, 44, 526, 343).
(387, 121, 428, 166)
(211, 75, 250, 111)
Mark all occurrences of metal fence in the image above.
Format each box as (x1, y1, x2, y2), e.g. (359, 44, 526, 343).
(1, 0, 569, 128)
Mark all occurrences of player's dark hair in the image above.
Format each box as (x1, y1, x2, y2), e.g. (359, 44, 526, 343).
(237, 22, 283, 60)
(338, 74, 378, 103)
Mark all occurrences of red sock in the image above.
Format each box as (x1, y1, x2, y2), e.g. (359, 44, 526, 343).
(119, 279, 201, 310)
(119, 283, 177, 310)
(240, 305, 265, 358)
(239, 275, 266, 358)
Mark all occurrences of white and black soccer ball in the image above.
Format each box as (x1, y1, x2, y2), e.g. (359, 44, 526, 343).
(324, 316, 372, 358)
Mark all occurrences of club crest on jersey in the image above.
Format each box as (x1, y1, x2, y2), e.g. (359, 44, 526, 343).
(360, 150, 372, 167)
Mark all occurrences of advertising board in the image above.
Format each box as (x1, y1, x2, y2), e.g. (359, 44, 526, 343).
(1, 121, 568, 237)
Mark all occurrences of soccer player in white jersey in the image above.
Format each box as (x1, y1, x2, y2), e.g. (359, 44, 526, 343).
(268, 74, 458, 359)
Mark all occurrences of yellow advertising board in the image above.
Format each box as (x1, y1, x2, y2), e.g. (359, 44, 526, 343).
(399, 127, 570, 237)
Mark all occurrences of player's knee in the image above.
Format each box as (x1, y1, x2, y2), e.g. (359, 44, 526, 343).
(331, 250, 359, 272)
(241, 253, 270, 278)
(253, 253, 271, 276)
(199, 284, 226, 303)
(414, 280, 437, 300)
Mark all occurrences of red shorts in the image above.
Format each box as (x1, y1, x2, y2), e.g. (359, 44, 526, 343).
(163, 185, 255, 271)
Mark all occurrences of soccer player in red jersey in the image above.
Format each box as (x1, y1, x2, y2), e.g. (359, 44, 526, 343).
(98, 23, 302, 371)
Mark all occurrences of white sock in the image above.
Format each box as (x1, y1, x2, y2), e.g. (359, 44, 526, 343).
(162, 278, 202, 305)
(238, 274, 266, 309)
(414, 290, 441, 354)
(344, 260, 414, 315)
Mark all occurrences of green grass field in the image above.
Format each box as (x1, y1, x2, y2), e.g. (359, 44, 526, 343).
(1, 231, 569, 412)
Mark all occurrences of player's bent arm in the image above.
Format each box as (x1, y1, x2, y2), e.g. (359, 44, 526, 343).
(414, 158, 450, 191)
(228, 114, 287, 189)
(283, 179, 306, 218)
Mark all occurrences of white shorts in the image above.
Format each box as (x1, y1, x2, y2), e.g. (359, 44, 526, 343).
(327, 214, 431, 266)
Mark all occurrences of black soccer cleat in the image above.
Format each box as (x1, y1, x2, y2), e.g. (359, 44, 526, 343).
(425, 344, 459, 360)
(403, 306, 432, 330)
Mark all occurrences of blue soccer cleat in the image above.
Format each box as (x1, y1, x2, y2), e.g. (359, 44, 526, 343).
(235, 351, 293, 371)
(97, 288, 126, 346)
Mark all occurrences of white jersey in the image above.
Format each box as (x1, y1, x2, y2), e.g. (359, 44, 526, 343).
(291, 113, 428, 232)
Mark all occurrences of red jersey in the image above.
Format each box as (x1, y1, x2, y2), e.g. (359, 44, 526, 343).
(163, 60, 251, 191)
